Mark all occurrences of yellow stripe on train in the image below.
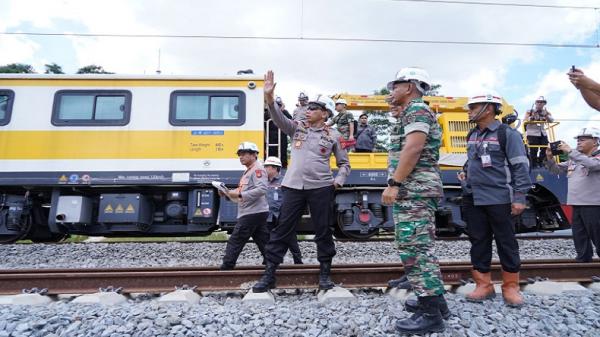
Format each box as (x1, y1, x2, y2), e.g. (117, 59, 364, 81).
(0, 130, 264, 159)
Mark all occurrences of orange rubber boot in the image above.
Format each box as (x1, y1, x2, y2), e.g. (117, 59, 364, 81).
(465, 270, 496, 302)
(501, 271, 524, 307)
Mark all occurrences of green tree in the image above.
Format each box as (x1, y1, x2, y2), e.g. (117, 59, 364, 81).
(44, 63, 64, 74)
(76, 65, 113, 74)
(364, 88, 391, 152)
(426, 84, 442, 96)
(0, 63, 35, 73)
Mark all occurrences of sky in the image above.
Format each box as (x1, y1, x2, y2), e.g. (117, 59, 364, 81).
(1, 0, 600, 143)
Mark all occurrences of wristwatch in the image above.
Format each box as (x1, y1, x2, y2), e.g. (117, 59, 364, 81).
(387, 178, 402, 187)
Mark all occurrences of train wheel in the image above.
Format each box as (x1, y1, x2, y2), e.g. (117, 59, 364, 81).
(335, 214, 379, 240)
(0, 217, 31, 244)
(26, 206, 68, 243)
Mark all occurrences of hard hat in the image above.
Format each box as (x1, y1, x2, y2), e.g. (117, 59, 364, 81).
(467, 90, 503, 106)
(264, 156, 282, 167)
(386, 67, 432, 94)
(309, 94, 335, 116)
(298, 92, 308, 100)
(573, 127, 600, 139)
(237, 141, 259, 154)
(335, 98, 347, 105)
(535, 96, 547, 103)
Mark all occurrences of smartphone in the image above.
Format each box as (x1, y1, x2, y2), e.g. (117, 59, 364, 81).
(571, 65, 576, 72)
(550, 141, 562, 155)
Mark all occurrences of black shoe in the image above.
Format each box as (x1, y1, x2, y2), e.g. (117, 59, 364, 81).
(396, 296, 445, 334)
(388, 275, 412, 290)
(404, 294, 451, 320)
(293, 257, 304, 265)
(318, 260, 335, 290)
(220, 263, 234, 270)
(252, 262, 278, 293)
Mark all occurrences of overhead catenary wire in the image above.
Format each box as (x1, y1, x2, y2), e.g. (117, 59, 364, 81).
(389, 0, 600, 10)
(1, 31, 598, 48)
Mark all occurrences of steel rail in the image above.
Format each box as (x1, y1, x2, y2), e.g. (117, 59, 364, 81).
(0, 259, 598, 295)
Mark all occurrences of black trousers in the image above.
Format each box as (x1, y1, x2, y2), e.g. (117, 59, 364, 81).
(463, 197, 521, 273)
(572, 206, 600, 262)
(265, 185, 336, 264)
(527, 135, 548, 167)
(267, 219, 303, 261)
(222, 211, 269, 268)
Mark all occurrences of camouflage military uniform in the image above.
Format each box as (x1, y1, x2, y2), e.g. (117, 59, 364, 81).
(388, 97, 445, 297)
(331, 111, 355, 140)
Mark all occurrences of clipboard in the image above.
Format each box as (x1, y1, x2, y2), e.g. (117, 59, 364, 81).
(212, 181, 232, 201)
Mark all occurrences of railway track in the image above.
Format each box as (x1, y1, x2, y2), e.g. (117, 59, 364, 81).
(0, 259, 598, 295)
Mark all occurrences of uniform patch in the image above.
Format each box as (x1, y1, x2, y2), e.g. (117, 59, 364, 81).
(255, 170, 264, 178)
(320, 147, 326, 154)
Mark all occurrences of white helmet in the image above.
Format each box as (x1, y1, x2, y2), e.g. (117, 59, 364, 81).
(386, 67, 432, 94)
(264, 156, 282, 167)
(237, 141, 259, 154)
(467, 90, 503, 106)
(573, 127, 600, 139)
(335, 98, 347, 105)
(309, 94, 336, 117)
(535, 96, 547, 103)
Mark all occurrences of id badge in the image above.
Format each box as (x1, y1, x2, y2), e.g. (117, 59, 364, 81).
(273, 191, 279, 201)
(481, 154, 492, 167)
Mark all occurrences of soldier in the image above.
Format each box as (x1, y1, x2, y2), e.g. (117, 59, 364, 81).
(292, 92, 309, 121)
(264, 156, 303, 264)
(329, 98, 355, 151)
(381, 67, 447, 334)
(463, 90, 531, 308)
(220, 142, 270, 270)
(252, 70, 350, 293)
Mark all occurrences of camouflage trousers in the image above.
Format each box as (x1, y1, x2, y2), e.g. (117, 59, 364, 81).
(393, 197, 445, 297)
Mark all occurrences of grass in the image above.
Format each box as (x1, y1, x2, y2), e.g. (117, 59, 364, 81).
(100, 231, 230, 243)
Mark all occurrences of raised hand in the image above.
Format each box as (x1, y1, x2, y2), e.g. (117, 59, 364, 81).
(264, 70, 277, 104)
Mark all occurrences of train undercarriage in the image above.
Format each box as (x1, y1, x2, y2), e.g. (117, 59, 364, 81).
(0, 179, 571, 244)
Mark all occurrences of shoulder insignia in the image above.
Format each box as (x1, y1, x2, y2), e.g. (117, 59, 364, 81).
(255, 169, 264, 178)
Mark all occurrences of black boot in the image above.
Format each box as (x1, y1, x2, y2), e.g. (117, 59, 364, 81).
(396, 296, 445, 334)
(252, 262, 278, 293)
(219, 263, 235, 270)
(404, 294, 451, 320)
(387, 275, 412, 290)
(319, 261, 335, 290)
(293, 255, 304, 264)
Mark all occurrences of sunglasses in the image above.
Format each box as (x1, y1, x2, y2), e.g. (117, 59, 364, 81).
(307, 104, 324, 111)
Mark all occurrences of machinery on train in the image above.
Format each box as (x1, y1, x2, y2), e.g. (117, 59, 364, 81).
(0, 74, 571, 243)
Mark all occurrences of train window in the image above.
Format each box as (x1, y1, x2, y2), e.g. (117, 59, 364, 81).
(169, 90, 245, 126)
(0, 90, 15, 126)
(52, 90, 131, 126)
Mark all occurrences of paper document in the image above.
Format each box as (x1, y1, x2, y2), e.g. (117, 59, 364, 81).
(212, 181, 231, 200)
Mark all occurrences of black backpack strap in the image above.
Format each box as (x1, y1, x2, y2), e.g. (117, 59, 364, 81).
(466, 127, 478, 144)
(497, 123, 508, 154)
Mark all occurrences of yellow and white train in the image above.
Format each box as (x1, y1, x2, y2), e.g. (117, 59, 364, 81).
(0, 74, 266, 242)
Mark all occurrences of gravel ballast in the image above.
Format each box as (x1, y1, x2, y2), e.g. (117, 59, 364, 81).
(0, 239, 578, 269)
(1, 291, 599, 337)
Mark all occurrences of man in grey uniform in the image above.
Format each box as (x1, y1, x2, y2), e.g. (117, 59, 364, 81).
(463, 91, 531, 307)
(545, 127, 600, 262)
(293, 92, 309, 121)
(253, 71, 351, 292)
(220, 142, 270, 270)
(264, 156, 303, 264)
